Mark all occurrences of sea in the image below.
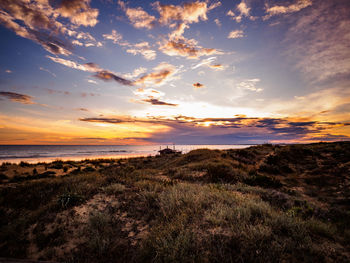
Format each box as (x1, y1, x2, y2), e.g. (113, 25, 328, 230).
(0, 145, 253, 164)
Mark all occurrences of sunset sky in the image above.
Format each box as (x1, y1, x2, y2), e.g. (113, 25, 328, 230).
(0, 0, 349, 145)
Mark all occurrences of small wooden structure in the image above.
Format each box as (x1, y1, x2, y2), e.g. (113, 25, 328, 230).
(158, 145, 181, 155)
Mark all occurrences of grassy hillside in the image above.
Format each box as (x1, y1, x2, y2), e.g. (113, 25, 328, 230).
(0, 142, 349, 262)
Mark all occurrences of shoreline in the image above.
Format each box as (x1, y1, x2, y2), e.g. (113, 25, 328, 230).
(0, 153, 153, 165)
(0, 144, 254, 164)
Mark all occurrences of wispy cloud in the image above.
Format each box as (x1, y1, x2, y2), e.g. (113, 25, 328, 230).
(192, 57, 224, 70)
(102, 30, 123, 44)
(46, 56, 100, 72)
(46, 56, 134, 86)
(141, 98, 178, 106)
(284, 0, 350, 83)
(103, 30, 157, 60)
(39, 67, 56, 77)
(126, 42, 156, 60)
(264, 0, 312, 20)
(237, 79, 262, 92)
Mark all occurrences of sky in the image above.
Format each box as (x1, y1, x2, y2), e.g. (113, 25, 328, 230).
(0, 0, 349, 145)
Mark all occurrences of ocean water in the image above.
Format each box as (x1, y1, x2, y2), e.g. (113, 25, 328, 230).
(0, 145, 253, 163)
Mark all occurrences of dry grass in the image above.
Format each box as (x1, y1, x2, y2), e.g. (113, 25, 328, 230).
(0, 142, 349, 262)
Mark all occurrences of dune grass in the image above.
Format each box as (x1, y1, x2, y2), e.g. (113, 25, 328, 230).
(0, 141, 349, 262)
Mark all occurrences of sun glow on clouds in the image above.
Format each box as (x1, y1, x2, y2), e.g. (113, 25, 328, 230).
(0, 0, 350, 144)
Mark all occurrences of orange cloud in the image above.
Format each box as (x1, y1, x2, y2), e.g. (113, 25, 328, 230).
(56, 0, 99, 27)
(155, 1, 219, 25)
(264, 0, 312, 20)
(227, 1, 254, 23)
(134, 63, 178, 86)
(159, 38, 221, 59)
(118, 0, 156, 29)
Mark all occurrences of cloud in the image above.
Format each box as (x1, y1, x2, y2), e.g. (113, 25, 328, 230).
(103, 30, 157, 60)
(45, 88, 70, 95)
(46, 56, 100, 72)
(39, 66, 56, 77)
(209, 64, 225, 70)
(159, 38, 222, 59)
(46, 56, 134, 86)
(126, 42, 156, 60)
(76, 108, 89, 112)
(227, 1, 254, 23)
(87, 79, 97, 84)
(0, 0, 100, 56)
(134, 62, 178, 86)
(118, 1, 156, 29)
(133, 87, 176, 106)
(0, 91, 35, 104)
(56, 0, 99, 27)
(214, 18, 221, 27)
(237, 79, 263, 92)
(0, 10, 72, 55)
(102, 29, 123, 44)
(193, 82, 205, 89)
(284, 0, 350, 83)
(141, 98, 178, 106)
(94, 71, 134, 86)
(155, 1, 210, 25)
(264, 0, 312, 20)
(123, 67, 148, 79)
(228, 30, 244, 39)
(5, 69, 12, 73)
(192, 57, 225, 70)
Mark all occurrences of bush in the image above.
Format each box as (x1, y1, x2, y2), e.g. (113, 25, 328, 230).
(83, 166, 96, 172)
(245, 174, 282, 188)
(58, 192, 84, 208)
(205, 161, 247, 183)
(0, 173, 8, 180)
(101, 183, 126, 195)
(19, 161, 31, 167)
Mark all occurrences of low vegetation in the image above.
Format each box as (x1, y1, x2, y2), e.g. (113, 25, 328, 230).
(0, 142, 349, 262)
